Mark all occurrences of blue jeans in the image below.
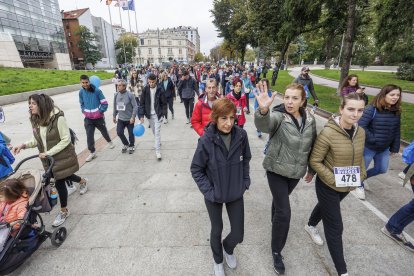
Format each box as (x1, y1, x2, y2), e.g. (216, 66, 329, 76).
(362, 147, 390, 187)
(386, 184, 414, 234)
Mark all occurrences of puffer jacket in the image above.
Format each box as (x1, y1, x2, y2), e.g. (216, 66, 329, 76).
(226, 92, 247, 126)
(254, 104, 317, 179)
(358, 104, 401, 153)
(0, 192, 28, 233)
(191, 93, 219, 136)
(310, 117, 367, 192)
(190, 123, 251, 203)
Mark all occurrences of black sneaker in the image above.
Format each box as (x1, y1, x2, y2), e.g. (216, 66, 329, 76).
(272, 252, 285, 274)
(381, 226, 414, 252)
(121, 145, 128, 153)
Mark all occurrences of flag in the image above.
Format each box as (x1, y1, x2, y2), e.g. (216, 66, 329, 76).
(122, 0, 135, 11)
(115, 0, 128, 8)
(106, 0, 112, 5)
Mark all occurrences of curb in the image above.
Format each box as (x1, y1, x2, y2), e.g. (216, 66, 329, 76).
(1, 79, 112, 106)
(308, 73, 414, 94)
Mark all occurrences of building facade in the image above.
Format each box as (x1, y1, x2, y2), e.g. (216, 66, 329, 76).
(62, 8, 117, 69)
(171, 26, 200, 53)
(136, 28, 195, 66)
(0, 0, 71, 69)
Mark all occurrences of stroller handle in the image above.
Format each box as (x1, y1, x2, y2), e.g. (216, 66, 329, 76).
(13, 155, 55, 177)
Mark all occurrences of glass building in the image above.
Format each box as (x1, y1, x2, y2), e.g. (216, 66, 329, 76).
(0, 0, 70, 68)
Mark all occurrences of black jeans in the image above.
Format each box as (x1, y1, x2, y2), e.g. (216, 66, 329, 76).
(183, 98, 194, 119)
(135, 97, 143, 119)
(308, 177, 349, 275)
(84, 117, 111, 153)
(245, 93, 250, 112)
(204, 197, 244, 264)
(165, 97, 174, 119)
(55, 174, 82, 208)
(267, 171, 299, 254)
(116, 119, 134, 147)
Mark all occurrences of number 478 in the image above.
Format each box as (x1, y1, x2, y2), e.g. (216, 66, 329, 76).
(341, 174, 356, 182)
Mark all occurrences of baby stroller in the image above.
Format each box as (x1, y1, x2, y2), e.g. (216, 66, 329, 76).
(0, 155, 67, 275)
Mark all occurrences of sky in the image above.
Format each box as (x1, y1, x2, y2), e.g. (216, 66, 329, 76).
(57, 0, 222, 55)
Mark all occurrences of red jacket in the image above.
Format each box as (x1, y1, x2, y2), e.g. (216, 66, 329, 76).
(226, 92, 247, 126)
(191, 94, 218, 136)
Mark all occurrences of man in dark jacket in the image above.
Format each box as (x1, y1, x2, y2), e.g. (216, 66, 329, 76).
(139, 73, 167, 160)
(293, 66, 319, 107)
(177, 69, 199, 124)
(160, 72, 176, 123)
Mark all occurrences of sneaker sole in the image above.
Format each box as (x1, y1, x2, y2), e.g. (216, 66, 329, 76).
(381, 227, 414, 252)
(273, 267, 285, 275)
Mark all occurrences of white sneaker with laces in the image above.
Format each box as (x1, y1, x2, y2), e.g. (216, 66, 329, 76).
(223, 247, 237, 269)
(79, 178, 88, 195)
(305, 224, 324, 246)
(156, 152, 162, 160)
(52, 209, 70, 227)
(66, 182, 77, 196)
(398, 172, 406, 180)
(354, 186, 366, 200)
(108, 141, 115, 149)
(213, 262, 225, 276)
(85, 152, 97, 162)
(364, 179, 370, 191)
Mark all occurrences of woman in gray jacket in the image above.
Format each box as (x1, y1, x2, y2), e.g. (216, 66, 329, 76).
(254, 82, 317, 275)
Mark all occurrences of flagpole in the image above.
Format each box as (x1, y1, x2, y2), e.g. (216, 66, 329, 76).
(107, 4, 116, 68)
(127, 9, 133, 65)
(133, 2, 141, 66)
(118, 5, 127, 64)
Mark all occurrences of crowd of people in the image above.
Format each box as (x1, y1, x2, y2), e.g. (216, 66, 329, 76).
(0, 61, 413, 276)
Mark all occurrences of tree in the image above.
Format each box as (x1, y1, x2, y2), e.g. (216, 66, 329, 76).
(244, 48, 256, 62)
(75, 25, 101, 68)
(194, 52, 204, 62)
(115, 34, 137, 64)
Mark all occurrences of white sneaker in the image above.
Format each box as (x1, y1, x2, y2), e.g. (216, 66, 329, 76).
(52, 209, 70, 227)
(85, 152, 97, 162)
(186, 118, 190, 124)
(79, 178, 88, 195)
(364, 179, 370, 191)
(223, 247, 237, 269)
(156, 152, 162, 160)
(213, 262, 225, 276)
(108, 141, 115, 149)
(66, 181, 77, 196)
(341, 273, 349, 276)
(398, 172, 406, 180)
(164, 117, 168, 124)
(305, 225, 324, 246)
(354, 186, 366, 200)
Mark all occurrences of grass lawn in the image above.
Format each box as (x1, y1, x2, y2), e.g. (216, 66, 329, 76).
(310, 69, 414, 92)
(0, 68, 113, 96)
(266, 70, 414, 142)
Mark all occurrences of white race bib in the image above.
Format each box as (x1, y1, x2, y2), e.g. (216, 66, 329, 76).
(334, 166, 361, 187)
(116, 102, 126, 111)
(236, 106, 242, 116)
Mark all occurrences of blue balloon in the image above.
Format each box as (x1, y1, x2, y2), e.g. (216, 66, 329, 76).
(133, 124, 145, 137)
(90, 75, 101, 88)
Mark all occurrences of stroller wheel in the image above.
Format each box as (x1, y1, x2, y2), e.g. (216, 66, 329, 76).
(51, 227, 67, 247)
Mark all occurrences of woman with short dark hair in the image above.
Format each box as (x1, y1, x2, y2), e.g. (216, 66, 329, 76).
(191, 98, 251, 276)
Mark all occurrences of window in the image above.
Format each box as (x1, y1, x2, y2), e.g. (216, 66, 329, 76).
(179, 48, 182, 54)
(168, 48, 172, 55)
(148, 39, 151, 45)
(148, 48, 152, 54)
(179, 41, 181, 45)
(158, 48, 161, 55)
(167, 40, 172, 45)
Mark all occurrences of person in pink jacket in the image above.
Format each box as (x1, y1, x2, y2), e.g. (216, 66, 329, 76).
(226, 79, 248, 128)
(0, 179, 29, 235)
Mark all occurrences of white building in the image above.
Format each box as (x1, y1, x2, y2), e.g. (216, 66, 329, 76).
(136, 28, 195, 66)
(170, 26, 200, 53)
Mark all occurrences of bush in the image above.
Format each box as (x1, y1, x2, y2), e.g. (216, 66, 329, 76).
(396, 64, 414, 81)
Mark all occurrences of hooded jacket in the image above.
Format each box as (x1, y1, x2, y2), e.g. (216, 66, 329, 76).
(310, 117, 367, 192)
(78, 84, 108, 120)
(177, 77, 198, 99)
(191, 93, 219, 136)
(226, 92, 247, 126)
(255, 104, 317, 179)
(191, 123, 251, 203)
(358, 104, 401, 153)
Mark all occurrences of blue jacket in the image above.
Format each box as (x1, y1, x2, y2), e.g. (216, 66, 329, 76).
(0, 132, 14, 180)
(79, 84, 109, 119)
(191, 123, 251, 203)
(358, 104, 401, 153)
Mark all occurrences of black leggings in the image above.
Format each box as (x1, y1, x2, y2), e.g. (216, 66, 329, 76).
(204, 197, 244, 264)
(166, 97, 174, 118)
(267, 171, 299, 253)
(308, 177, 349, 275)
(183, 98, 194, 119)
(55, 174, 82, 208)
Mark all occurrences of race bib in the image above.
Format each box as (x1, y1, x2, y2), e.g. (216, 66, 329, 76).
(236, 106, 242, 116)
(334, 166, 361, 187)
(116, 102, 126, 111)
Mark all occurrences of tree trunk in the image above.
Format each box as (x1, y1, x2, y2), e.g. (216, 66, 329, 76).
(240, 46, 246, 64)
(279, 39, 291, 70)
(324, 31, 335, 69)
(338, 0, 357, 95)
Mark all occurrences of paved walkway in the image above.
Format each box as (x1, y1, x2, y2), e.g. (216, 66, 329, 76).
(288, 67, 414, 104)
(2, 84, 413, 275)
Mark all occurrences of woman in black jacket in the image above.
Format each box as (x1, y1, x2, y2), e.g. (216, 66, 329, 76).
(191, 98, 251, 276)
(355, 84, 402, 200)
(159, 72, 176, 123)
